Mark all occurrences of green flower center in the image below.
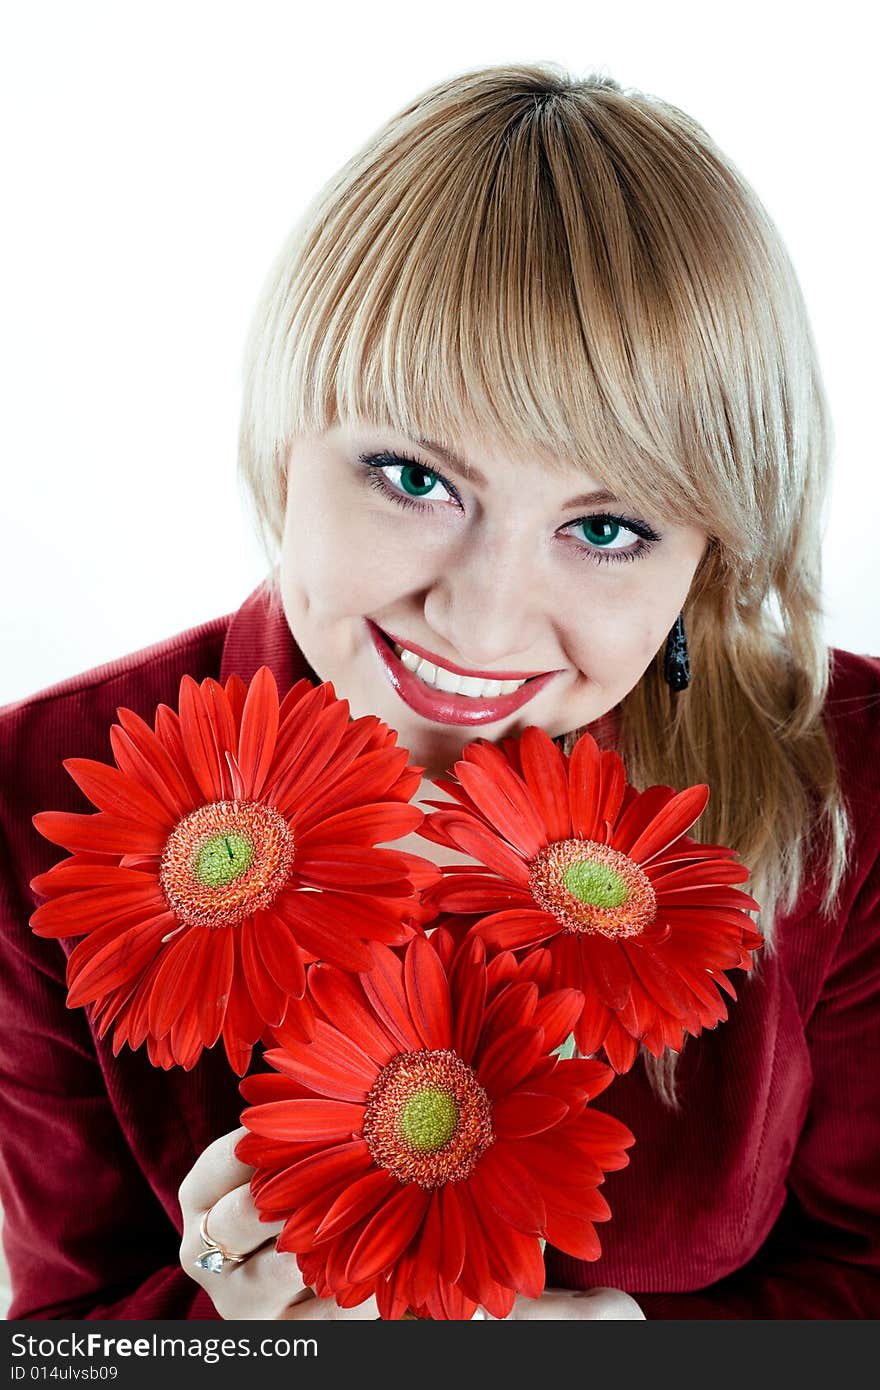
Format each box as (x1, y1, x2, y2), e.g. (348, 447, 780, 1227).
(194, 832, 255, 888)
(562, 858, 628, 908)
(399, 1087, 459, 1152)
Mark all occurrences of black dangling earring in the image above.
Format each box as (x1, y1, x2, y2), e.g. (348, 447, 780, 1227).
(663, 612, 690, 691)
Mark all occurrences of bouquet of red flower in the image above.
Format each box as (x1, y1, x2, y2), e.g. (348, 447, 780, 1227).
(30, 668, 763, 1318)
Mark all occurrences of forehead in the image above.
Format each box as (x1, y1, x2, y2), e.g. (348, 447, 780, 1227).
(415, 432, 631, 508)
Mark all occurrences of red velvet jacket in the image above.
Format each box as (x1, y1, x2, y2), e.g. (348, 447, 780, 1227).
(1, 582, 879, 1320)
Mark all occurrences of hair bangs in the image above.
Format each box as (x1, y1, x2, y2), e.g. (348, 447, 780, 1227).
(244, 73, 796, 562)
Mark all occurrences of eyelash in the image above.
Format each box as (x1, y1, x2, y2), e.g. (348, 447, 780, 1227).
(358, 451, 661, 566)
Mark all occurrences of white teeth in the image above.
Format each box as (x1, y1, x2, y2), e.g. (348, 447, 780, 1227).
(432, 666, 462, 694)
(457, 674, 487, 697)
(390, 642, 529, 700)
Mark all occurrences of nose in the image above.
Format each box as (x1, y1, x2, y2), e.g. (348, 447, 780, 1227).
(421, 525, 549, 670)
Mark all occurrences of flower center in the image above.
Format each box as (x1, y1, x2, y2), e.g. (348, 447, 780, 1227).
(363, 1050, 493, 1188)
(399, 1088, 459, 1152)
(160, 799, 296, 928)
(529, 838, 657, 940)
(194, 832, 255, 888)
(562, 859, 628, 908)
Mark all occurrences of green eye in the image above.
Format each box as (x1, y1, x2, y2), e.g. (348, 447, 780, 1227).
(398, 463, 438, 497)
(578, 517, 622, 547)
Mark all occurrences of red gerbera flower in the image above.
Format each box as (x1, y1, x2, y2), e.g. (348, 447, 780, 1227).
(419, 727, 764, 1072)
(30, 668, 425, 1073)
(237, 933, 634, 1320)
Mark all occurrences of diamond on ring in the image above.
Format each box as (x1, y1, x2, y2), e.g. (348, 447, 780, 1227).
(194, 1208, 246, 1275)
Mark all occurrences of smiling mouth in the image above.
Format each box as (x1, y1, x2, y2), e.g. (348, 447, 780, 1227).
(389, 640, 539, 700)
(367, 621, 559, 728)
(377, 625, 550, 698)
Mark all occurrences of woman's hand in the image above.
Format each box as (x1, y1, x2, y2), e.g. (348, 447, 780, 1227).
(179, 1126, 379, 1320)
(491, 1287, 645, 1319)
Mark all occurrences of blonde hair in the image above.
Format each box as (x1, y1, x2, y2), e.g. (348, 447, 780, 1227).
(237, 63, 854, 1105)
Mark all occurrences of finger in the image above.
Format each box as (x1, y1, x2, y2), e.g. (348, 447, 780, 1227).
(190, 1241, 312, 1321)
(178, 1126, 254, 1213)
(501, 1288, 644, 1320)
(200, 1180, 285, 1262)
(574, 1287, 645, 1320)
(227, 1241, 314, 1320)
(279, 1290, 381, 1321)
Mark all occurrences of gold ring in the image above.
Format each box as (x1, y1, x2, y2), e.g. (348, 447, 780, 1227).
(193, 1207, 247, 1274)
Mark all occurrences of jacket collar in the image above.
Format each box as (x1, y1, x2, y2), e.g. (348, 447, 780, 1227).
(219, 577, 318, 692)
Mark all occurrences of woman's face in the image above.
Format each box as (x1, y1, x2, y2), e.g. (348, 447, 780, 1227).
(278, 422, 708, 777)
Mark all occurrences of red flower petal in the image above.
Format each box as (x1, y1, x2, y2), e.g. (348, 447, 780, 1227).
(275, 894, 375, 972)
(244, 1099, 365, 1142)
(544, 1206, 603, 1261)
(648, 858, 751, 890)
(569, 738, 627, 841)
(178, 674, 227, 802)
(455, 760, 546, 858)
(582, 935, 633, 1011)
(472, 908, 559, 951)
(345, 1182, 429, 1284)
(198, 925, 235, 1047)
(65, 910, 178, 1005)
(359, 944, 425, 1052)
(254, 1141, 374, 1215)
(251, 911, 307, 999)
(491, 1091, 570, 1138)
(297, 802, 424, 850)
(429, 876, 535, 914)
(403, 935, 453, 1050)
(221, 963, 267, 1075)
(468, 1143, 547, 1233)
(477, 1024, 545, 1096)
(112, 706, 196, 816)
(428, 815, 531, 886)
(147, 928, 210, 1037)
(33, 810, 166, 856)
(274, 699, 352, 805)
(30, 862, 154, 898)
(306, 965, 398, 1066)
(265, 1021, 378, 1101)
(239, 917, 288, 1026)
(602, 1021, 640, 1072)
(31, 879, 166, 938)
(237, 666, 280, 799)
(627, 784, 711, 864)
(61, 758, 173, 830)
(437, 1183, 467, 1285)
(518, 727, 571, 843)
(610, 783, 675, 854)
(532, 987, 585, 1052)
(315, 1167, 399, 1242)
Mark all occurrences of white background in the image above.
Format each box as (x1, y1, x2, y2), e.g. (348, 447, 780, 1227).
(1, 0, 877, 712)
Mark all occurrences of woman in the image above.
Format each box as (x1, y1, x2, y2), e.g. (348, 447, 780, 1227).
(1, 63, 877, 1320)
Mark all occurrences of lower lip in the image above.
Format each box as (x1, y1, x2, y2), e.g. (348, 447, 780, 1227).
(367, 622, 559, 727)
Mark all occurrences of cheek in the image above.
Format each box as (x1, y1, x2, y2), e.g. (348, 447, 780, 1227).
(560, 576, 682, 685)
(279, 478, 430, 617)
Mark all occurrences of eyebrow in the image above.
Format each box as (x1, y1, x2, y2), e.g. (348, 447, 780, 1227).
(414, 436, 625, 511)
